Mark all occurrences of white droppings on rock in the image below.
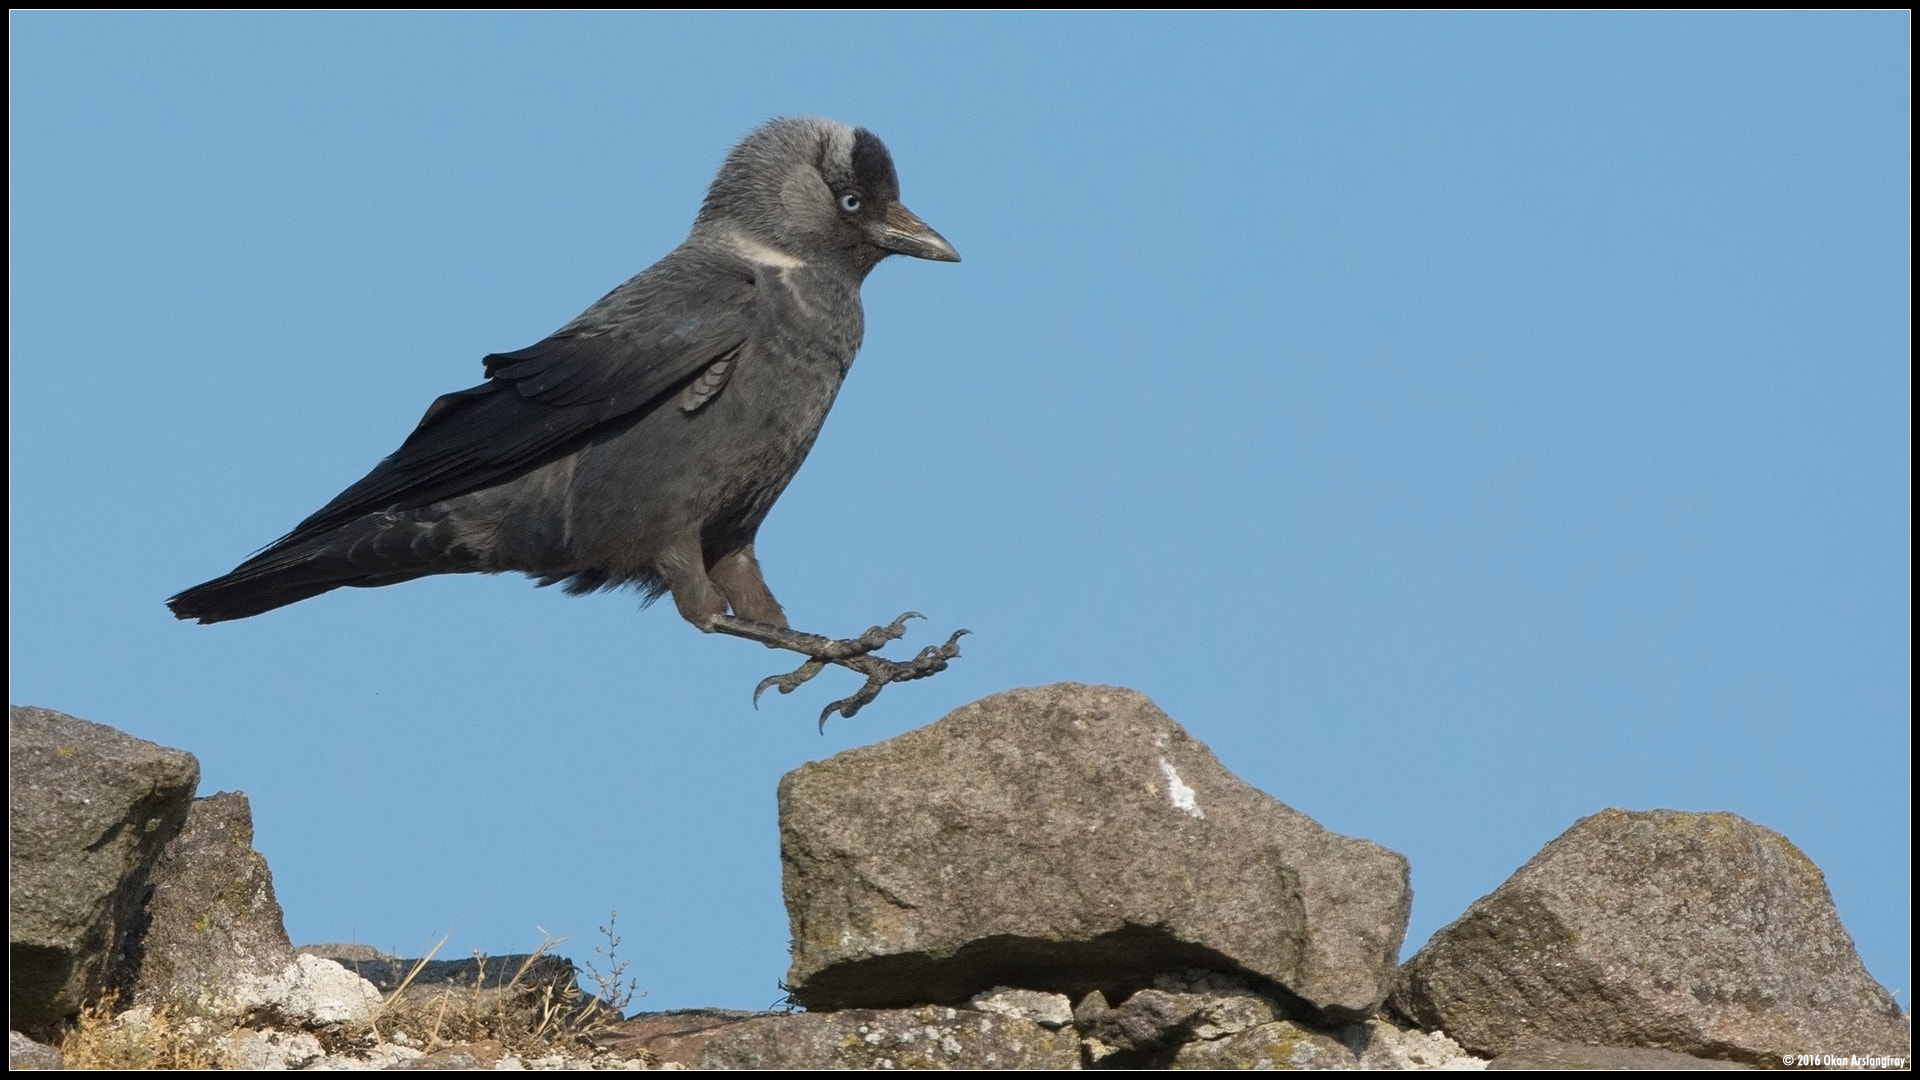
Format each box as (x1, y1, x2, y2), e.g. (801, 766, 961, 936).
(1159, 758, 1205, 819)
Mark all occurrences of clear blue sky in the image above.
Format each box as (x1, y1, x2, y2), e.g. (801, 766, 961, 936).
(11, 13, 1909, 1011)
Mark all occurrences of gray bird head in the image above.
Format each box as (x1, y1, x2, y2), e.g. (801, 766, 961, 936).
(693, 117, 959, 274)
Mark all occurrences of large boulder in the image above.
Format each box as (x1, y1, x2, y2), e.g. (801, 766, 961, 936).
(9, 705, 199, 1032)
(779, 683, 1412, 1017)
(1392, 809, 1908, 1066)
(125, 792, 296, 1010)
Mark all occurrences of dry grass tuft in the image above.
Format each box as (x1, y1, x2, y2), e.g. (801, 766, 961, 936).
(58, 1001, 216, 1071)
(52, 920, 642, 1069)
(327, 933, 621, 1060)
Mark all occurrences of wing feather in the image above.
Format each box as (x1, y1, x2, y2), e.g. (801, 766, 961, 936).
(267, 250, 757, 549)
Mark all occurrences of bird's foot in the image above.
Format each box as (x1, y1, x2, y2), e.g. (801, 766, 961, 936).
(712, 612, 969, 729)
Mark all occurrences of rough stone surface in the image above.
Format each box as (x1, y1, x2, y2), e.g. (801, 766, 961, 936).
(597, 1010, 768, 1067)
(1392, 809, 1909, 1066)
(233, 955, 383, 1025)
(9, 1030, 64, 1070)
(127, 791, 296, 1011)
(9, 704, 200, 1032)
(1075, 977, 1487, 1070)
(1164, 1017, 1492, 1071)
(686, 1006, 1081, 1069)
(1170, 1019, 1361, 1069)
(219, 1027, 329, 1070)
(1486, 1037, 1751, 1070)
(299, 943, 389, 963)
(388, 1039, 506, 1070)
(1149, 970, 1294, 1040)
(780, 683, 1411, 1017)
(1082, 988, 1215, 1060)
(1074, 974, 1293, 1065)
(317, 1042, 440, 1070)
(970, 987, 1075, 1029)
(1347, 1020, 1487, 1070)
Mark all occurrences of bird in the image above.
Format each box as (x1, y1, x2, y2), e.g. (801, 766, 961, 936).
(168, 117, 966, 725)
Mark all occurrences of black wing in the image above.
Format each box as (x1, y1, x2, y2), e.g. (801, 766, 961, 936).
(280, 251, 757, 545)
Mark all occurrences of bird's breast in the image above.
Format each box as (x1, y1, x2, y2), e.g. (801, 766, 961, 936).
(558, 267, 867, 566)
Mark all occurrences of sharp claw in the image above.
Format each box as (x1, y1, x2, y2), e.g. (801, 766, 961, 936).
(753, 657, 829, 707)
(719, 611, 966, 728)
(752, 675, 780, 708)
(819, 674, 887, 731)
(818, 695, 859, 732)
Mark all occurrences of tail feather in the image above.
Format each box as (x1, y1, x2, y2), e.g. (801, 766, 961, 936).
(167, 573, 360, 624)
(168, 511, 483, 623)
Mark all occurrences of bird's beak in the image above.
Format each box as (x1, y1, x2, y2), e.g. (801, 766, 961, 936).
(876, 203, 961, 263)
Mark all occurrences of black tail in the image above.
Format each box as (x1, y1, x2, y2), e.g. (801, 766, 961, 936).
(167, 513, 477, 623)
(167, 570, 362, 624)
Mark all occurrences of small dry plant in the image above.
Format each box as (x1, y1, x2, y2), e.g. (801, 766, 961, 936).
(57, 1000, 216, 1070)
(332, 930, 619, 1059)
(53, 918, 642, 1068)
(581, 910, 644, 1020)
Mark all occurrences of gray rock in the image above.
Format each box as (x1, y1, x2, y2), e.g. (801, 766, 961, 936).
(1080, 974, 1433, 1069)
(780, 684, 1411, 1017)
(232, 955, 384, 1025)
(218, 1027, 328, 1070)
(695, 1006, 1081, 1070)
(9, 705, 199, 1032)
(385, 1039, 504, 1070)
(1392, 809, 1909, 1066)
(298, 943, 391, 964)
(1486, 1037, 1750, 1069)
(1151, 970, 1288, 1040)
(1344, 1020, 1487, 1070)
(1083, 988, 1212, 1060)
(126, 792, 296, 1011)
(9, 1030, 63, 1071)
(596, 1009, 771, 1068)
(1080, 982, 1289, 1066)
(1158, 1012, 1488, 1070)
(970, 987, 1075, 1029)
(1073, 989, 1113, 1027)
(1170, 1019, 1360, 1070)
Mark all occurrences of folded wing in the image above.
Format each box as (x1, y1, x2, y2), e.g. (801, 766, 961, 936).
(287, 252, 755, 543)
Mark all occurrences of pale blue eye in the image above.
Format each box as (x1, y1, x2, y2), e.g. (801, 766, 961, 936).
(838, 193, 862, 213)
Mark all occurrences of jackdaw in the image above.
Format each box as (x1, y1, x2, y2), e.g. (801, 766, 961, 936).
(168, 117, 964, 723)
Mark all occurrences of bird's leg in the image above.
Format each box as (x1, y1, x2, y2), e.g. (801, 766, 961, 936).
(710, 612, 969, 729)
(707, 546, 788, 627)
